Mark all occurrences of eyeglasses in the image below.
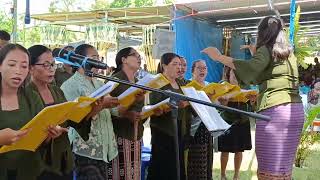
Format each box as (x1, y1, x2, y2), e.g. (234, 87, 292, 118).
(196, 66, 207, 71)
(128, 53, 142, 60)
(34, 63, 57, 70)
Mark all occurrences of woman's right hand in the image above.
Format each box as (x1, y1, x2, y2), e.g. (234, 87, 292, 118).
(102, 96, 119, 108)
(153, 108, 164, 116)
(86, 99, 104, 120)
(207, 90, 216, 99)
(0, 128, 29, 146)
(125, 111, 142, 123)
(202, 47, 222, 61)
(135, 90, 146, 103)
(218, 97, 229, 106)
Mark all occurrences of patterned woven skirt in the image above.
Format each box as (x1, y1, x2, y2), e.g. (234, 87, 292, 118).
(256, 103, 304, 179)
(74, 154, 108, 180)
(107, 136, 141, 180)
(187, 123, 213, 180)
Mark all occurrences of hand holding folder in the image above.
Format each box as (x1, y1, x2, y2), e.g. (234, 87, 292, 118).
(229, 89, 258, 103)
(187, 81, 258, 103)
(141, 98, 171, 119)
(202, 82, 236, 101)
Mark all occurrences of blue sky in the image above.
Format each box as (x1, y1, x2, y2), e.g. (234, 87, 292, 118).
(1, 0, 96, 15)
(1, 0, 51, 14)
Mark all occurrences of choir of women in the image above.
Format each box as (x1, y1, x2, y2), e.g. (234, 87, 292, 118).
(0, 16, 305, 180)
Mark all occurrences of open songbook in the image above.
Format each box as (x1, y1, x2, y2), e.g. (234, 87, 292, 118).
(118, 73, 170, 107)
(229, 89, 258, 103)
(141, 98, 171, 119)
(186, 81, 258, 103)
(0, 81, 119, 153)
(89, 81, 119, 98)
(181, 87, 231, 137)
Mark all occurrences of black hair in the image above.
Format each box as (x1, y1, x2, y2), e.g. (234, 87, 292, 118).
(0, 30, 10, 41)
(0, 44, 30, 66)
(157, 52, 180, 73)
(0, 43, 30, 95)
(52, 48, 60, 57)
(63, 45, 74, 51)
(256, 16, 292, 61)
(191, 60, 205, 73)
(73, 44, 95, 72)
(28, 45, 51, 65)
(75, 44, 95, 56)
(114, 47, 135, 74)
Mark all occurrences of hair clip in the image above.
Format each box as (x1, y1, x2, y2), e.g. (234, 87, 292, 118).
(268, 18, 278, 25)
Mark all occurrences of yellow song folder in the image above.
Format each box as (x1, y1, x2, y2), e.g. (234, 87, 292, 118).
(202, 82, 236, 101)
(118, 74, 170, 108)
(0, 97, 96, 153)
(185, 80, 205, 90)
(0, 81, 119, 153)
(140, 98, 171, 119)
(229, 89, 258, 103)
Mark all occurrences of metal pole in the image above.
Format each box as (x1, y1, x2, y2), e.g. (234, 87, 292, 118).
(85, 71, 271, 121)
(12, 0, 18, 43)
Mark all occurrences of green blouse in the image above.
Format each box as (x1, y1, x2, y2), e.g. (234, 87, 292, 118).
(109, 70, 146, 141)
(0, 87, 45, 180)
(61, 71, 118, 163)
(28, 82, 91, 176)
(233, 46, 301, 112)
(149, 79, 191, 138)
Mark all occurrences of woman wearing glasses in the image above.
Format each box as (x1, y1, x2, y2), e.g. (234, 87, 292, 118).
(108, 47, 146, 180)
(0, 44, 65, 180)
(27, 45, 99, 180)
(187, 60, 213, 180)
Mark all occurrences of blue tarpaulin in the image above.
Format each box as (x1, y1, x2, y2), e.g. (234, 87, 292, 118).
(174, 10, 223, 83)
(230, 33, 252, 60)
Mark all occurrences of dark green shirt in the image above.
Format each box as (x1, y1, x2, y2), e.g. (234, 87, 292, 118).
(233, 46, 301, 112)
(109, 70, 146, 141)
(28, 82, 91, 176)
(149, 79, 191, 138)
(0, 87, 44, 180)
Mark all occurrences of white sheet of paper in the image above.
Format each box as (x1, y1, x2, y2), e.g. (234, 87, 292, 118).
(142, 98, 170, 113)
(198, 91, 231, 131)
(117, 73, 156, 100)
(89, 81, 119, 98)
(182, 87, 230, 132)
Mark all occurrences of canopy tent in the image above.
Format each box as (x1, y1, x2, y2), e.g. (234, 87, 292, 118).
(30, 0, 320, 81)
(174, 0, 320, 36)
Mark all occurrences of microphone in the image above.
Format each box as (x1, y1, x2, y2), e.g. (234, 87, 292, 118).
(53, 48, 108, 70)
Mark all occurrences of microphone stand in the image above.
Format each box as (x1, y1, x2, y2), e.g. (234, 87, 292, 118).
(86, 70, 270, 180)
(85, 71, 271, 121)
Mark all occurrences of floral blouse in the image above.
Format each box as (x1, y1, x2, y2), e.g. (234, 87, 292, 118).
(61, 71, 118, 162)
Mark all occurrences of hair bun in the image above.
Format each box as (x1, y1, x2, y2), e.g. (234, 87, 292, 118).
(268, 17, 279, 26)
